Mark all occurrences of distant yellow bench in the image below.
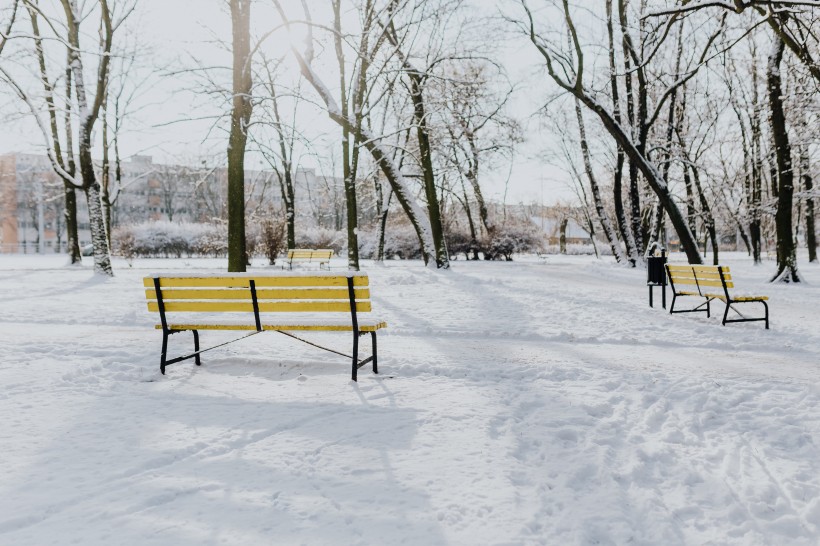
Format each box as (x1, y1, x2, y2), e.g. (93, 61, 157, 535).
(144, 273, 386, 380)
(287, 249, 333, 270)
(665, 264, 769, 329)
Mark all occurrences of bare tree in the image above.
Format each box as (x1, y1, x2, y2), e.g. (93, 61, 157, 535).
(518, 0, 705, 264)
(272, 0, 438, 266)
(2, 1, 129, 274)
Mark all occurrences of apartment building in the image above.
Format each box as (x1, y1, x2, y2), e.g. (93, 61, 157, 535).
(0, 152, 345, 253)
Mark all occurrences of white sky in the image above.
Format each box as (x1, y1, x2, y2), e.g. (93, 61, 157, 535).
(0, 0, 575, 205)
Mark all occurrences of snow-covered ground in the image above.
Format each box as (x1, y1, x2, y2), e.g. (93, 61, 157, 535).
(1, 252, 818, 545)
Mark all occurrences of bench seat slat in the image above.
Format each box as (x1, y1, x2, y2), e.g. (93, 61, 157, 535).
(147, 301, 372, 313)
(145, 287, 370, 301)
(703, 293, 768, 302)
(667, 265, 731, 274)
(156, 320, 386, 332)
(144, 276, 367, 288)
(288, 250, 333, 258)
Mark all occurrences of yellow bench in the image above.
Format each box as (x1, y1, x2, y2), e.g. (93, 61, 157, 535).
(144, 273, 386, 380)
(287, 249, 333, 270)
(665, 264, 769, 329)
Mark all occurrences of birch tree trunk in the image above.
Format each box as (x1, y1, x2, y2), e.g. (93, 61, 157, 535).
(61, 0, 113, 276)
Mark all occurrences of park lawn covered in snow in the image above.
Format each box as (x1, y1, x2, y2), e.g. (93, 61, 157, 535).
(1, 253, 819, 545)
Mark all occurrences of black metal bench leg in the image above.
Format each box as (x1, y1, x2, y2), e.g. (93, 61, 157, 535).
(706, 299, 711, 318)
(669, 293, 677, 314)
(371, 331, 378, 374)
(193, 330, 201, 365)
(722, 301, 731, 326)
(160, 330, 169, 375)
(351, 331, 359, 382)
(763, 301, 769, 329)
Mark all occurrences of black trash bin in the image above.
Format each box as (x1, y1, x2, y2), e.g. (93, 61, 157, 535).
(646, 249, 667, 308)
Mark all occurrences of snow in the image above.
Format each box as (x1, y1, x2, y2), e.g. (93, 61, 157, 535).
(1, 253, 819, 545)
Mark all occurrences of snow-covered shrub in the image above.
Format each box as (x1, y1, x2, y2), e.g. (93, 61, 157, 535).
(444, 224, 480, 260)
(296, 227, 345, 254)
(112, 221, 227, 258)
(539, 243, 610, 256)
(482, 217, 547, 261)
(358, 217, 424, 260)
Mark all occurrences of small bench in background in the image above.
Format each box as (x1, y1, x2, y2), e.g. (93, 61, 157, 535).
(666, 264, 769, 329)
(287, 249, 333, 270)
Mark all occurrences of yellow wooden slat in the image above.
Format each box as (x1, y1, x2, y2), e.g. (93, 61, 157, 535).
(145, 287, 370, 301)
(288, 249, 332, 258)
(144, 276, 368, 288)
(704, 293, 766, 302)
(156, 321, 387, 332)
(683, 279, 732, 288)
(147, 300, 372, 313)
(691, 272, 732, 280)
(667, 264, 731, 273)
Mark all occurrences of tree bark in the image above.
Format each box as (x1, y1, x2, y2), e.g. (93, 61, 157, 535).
(61, 0, 113, 275)
(408, 70, 449, 269)
(800, 136, 817, 263)
(606, 0, 638, 265)
(574, 97, 625, 262)
(227, 0, 252, 272)
(333, 0, 360, 270)
(767, 34, 800, 282)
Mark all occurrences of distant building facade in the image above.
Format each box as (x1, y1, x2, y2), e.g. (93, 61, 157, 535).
(0, 152, 345, 254)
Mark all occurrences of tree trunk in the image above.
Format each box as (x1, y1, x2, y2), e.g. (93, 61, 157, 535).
(574, 97, 625, 262)
(801, 144, 817, 263)
(750, 57, 763, 264)
(559, 217, 568, 254)
(375, 175, 391, 262)
(267, 81, 296, 250)
(62, 0, 113, 275)
(767, 35, 800, 282)
(28, 4, 80, 262)
(618, 0, 645, 255)
(606, 0, 637, 265)
(101, 88, 113, 248)
(227, 0, 252, 272)
(333, 0, 359, 271)
(460, 181, 479, 259)
(409, 71, 449, 268)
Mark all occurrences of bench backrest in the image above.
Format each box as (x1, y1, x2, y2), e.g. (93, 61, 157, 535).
(144, 274, 372, 315)
(666, 265, 733, 296)
(287, 249, 333, 261)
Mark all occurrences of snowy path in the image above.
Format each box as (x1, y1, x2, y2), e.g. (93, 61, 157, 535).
(0, 255, 818, 545)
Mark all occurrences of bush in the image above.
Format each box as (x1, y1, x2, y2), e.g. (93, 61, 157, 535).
(113, 221, 227, 258)
(258, 214, 286, 265)
(296, 227, 345, 255)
